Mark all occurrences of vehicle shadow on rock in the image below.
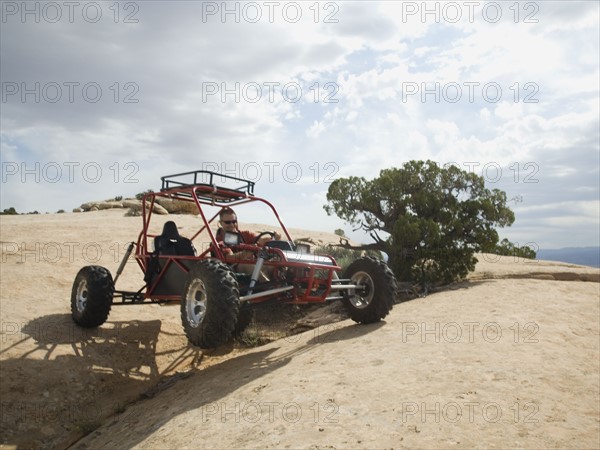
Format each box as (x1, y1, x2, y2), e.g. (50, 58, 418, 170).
(0, 313, 201, 449)
(70, 318, 391, 449)
(70, 346, 293, 449)
(304, 320, 387, 346)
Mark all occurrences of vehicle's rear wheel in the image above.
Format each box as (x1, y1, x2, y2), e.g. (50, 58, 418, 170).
(181, 259, 240, 348)
(342, 257, 397, 323)
(71, 265, 114, 327)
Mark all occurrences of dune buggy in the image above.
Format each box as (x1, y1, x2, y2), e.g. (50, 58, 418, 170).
(70, 170, 398, 348)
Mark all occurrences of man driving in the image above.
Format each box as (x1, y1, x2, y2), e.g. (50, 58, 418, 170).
(216, 207, 281, 253)
(215, 207, 281, 280)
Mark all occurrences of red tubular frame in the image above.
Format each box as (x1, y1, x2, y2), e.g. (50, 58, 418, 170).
(130, 179, 341, 305)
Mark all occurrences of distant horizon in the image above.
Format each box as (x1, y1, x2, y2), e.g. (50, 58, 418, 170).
(1, 208, 598, 264)
(1, 202, 599, 253)
(536, 247, 600, 268)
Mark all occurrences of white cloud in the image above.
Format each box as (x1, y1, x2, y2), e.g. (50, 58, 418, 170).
(306, 120, 326, 139)
(1, 1, 598, 248)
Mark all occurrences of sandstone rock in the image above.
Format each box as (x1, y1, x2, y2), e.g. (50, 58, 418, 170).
(122, 199, 168, 215)
(154, 198, 177, 212)
(122, 199, 141, 209)
(80, 202, 98, 211)
(154, 198, 197, 214)
(97, 201, 122, 210)
(152, 203, 169, 215)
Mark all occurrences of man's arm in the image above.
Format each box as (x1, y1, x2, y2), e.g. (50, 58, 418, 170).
(240, 230, 258, 244)
(240, 230, 280, 246)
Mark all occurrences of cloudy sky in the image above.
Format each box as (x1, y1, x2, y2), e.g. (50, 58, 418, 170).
(1, 1, 598, 250)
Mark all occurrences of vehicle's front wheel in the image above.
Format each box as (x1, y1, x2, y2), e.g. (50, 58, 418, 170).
(342, 257, 398, 324)
(71, 265, 114, 327)
(181, 260, 240, 348)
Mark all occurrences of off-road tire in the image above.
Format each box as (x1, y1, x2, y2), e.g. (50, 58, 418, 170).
(234, 303, 255, 337)
(71, 265, 114, 327)
(343, 256, 398, 324)
(181, 259, 240, 348)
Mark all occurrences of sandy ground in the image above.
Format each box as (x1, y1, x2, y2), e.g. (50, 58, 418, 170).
(0, 210, 599, 449)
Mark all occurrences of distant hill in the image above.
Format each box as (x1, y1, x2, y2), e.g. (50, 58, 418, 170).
(537, 247, 600, 268)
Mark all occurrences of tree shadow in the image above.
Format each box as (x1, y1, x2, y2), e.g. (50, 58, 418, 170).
(444, 279, 491, 290)
(396, 278, 493, 304)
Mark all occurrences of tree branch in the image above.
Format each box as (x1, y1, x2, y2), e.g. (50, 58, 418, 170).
(336, 237, 386, 252)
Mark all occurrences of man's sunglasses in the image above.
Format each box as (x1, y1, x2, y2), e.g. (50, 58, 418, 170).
(222, 220, 237, 225)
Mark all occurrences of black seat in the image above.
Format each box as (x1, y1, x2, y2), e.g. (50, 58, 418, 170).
(144, 221, 195, 293)
(154, 221, 196, 256)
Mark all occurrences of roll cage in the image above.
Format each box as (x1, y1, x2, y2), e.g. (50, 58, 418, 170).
(113, 170, 345, 306)
(138, 170, 294, 260)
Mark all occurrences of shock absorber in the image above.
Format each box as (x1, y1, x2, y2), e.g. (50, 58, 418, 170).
(114, 242, 135, 284)
(247, 247, 269, 295)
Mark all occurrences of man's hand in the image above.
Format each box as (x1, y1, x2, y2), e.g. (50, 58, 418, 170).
(257, 231, 281, 246)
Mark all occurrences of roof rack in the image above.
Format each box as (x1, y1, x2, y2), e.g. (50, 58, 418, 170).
(160, 170, 255, 203)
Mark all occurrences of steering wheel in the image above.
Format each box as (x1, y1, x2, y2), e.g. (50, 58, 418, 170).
(254, 231, 277, 244)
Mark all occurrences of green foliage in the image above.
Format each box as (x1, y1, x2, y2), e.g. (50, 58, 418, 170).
(1, 207, 18, 215)
(324, 160, 516, 287)
(334, 228, 345, 237)
(114, 195, 123, 201)
(135, 189, 153, 200)
(57, 209, 65, 214)
(493, 238, 537, 259)
(125, 208, 142, 217)
(314, 245, 381, 271)
(237, 327, 272, 347)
